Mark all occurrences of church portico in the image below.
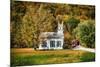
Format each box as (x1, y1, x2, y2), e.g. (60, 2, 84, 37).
(47, 39, 63, 49)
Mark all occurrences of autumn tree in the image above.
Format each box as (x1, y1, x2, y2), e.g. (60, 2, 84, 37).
(10, 1, 95, 48)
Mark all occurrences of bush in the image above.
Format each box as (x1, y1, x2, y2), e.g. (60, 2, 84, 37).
(64, 32, 74, 49)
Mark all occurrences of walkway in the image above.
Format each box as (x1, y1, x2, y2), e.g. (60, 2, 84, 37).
(72, 45, 95, 53)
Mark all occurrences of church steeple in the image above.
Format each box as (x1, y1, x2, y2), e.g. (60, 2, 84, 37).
(57, 21, 63, 34)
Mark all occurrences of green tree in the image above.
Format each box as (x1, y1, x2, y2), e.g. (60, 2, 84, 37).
(73, 20, 95, 48)
(65, 17, 80, 34)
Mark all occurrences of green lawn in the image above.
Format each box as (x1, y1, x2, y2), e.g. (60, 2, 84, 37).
(11, 48, 95, 66)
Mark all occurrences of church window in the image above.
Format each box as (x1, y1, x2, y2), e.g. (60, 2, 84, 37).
(57, 41, 61, 47)
(42, 41, 47, 47)
(50, 40, 55, 47)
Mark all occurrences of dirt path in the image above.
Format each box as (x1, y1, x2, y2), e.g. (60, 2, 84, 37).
(72, 45, 95, 53)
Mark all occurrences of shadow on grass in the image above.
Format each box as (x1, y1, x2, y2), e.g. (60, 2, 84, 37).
(80, 52, 95, 62)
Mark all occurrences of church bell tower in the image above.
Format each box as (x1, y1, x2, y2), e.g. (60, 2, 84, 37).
(57, 21, 64, 35)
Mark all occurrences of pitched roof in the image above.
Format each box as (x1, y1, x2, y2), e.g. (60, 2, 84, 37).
(40, 32, 63, 39)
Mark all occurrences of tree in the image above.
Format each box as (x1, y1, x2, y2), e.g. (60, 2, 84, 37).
(11, 2, 56, 48)
(11, 1, 26, 48)
(65, 17, 80, 34)
(73, 20, 95, 48)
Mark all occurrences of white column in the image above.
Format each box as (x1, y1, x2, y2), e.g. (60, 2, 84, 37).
(54, 39, 56, 49)
(61, 39, 63, 49)
(47, 40, 50, 49)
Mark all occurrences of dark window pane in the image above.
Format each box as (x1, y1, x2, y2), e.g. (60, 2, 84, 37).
(42, 41, 47, 47)
(57, 41, 61, 47)
(50, 40, 55, 47)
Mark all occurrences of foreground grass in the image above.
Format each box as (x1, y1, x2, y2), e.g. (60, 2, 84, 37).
(11, 48, 95, 66)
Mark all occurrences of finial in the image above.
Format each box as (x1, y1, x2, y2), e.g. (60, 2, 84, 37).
(61, 21, 63, 24)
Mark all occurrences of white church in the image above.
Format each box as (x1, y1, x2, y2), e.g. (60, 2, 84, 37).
(39, 21, 64, 50)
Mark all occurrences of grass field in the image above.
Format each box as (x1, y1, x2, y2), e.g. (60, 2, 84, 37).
(11, 48, 95, 66)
